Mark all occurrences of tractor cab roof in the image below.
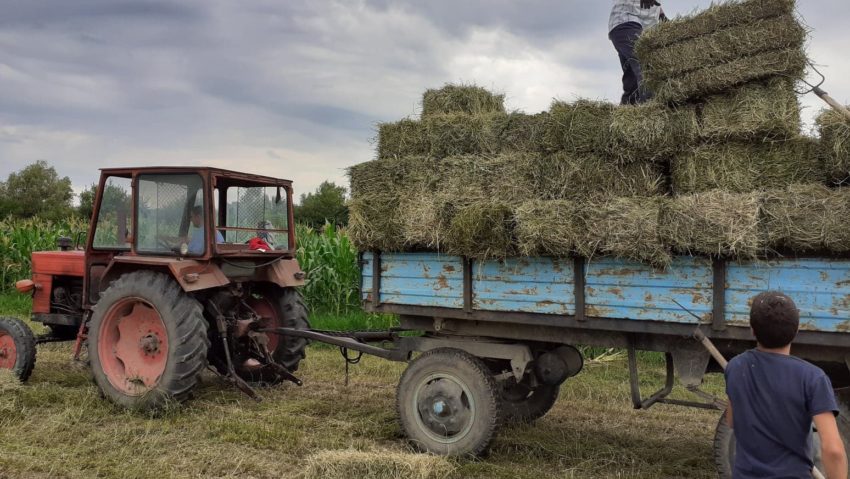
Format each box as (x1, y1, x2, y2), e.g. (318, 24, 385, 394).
(99, 166, 293, 188)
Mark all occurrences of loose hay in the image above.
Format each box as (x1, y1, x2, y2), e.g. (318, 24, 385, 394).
(637, 0, 796, 51)
(576, 196, 671, 268)
(303, 449, 455, 479)
(817, 107, 850, 184)
(608, 102, 698, 163)
(376, 119, 429, 160)
(544, 100, 615, 153)
(762, 184, 850, 254)
(444, 201, 515, 259)
(348, 196, 406, 252)
(422, 84, 505, 117)
(659, 190, 763, 259)
(515, 200, 580, 257)
(671, 139, 824, 194)
(638, 14, 806, 80)
(650, 48, 808, 104)
(699, 78, 801, 141)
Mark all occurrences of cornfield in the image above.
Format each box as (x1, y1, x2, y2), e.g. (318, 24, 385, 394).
(0, 216, 88, 291)
(0, 217, 362, 315)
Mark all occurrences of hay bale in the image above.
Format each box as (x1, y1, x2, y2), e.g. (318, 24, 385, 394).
(637, 0, 795, 51)
(576, 196, 671, 268)
(817, 108, 850, 183)
(762, 184, 850, 254)
(544, 100, 615, 153)
(500, 112, 549, 152)
(303, 449, 454, 479)
(515, 200, 580, 257)
(671, 139, 824, 194)
(348, 196, 406, 252)
(422, 84, 505, 117)
(376, 119, 429, 160)
(444, 200, 515, 259)
(425, 112, 506, 158)
(533, 152, 666, 201)
(699, 78, 801, 141)
(638, 14, 806, 80)
(651, 48, 808, 104)
(608, 102, 698, 163)
(659, 190, 763, 259)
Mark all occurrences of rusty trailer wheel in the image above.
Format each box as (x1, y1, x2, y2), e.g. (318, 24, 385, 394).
(89, 271, 209, 410)
(0, 317, 36, 382)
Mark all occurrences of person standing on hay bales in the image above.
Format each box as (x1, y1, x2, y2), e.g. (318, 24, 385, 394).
(609, 0, 667, 105)
(725, 292, 847, 479)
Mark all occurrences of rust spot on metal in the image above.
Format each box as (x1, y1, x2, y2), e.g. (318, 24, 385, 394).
(799, 321, 819, 332)
(644, 292, 653, 302)
(443, 264, 456, 273)
(820, 271, 829, 282)
(607, 287, 624, 300)
(586, 305, 613, 317)
(551, 260, 563, 273)
(435, 276, 449, 290)
(836, 321, 850, 332)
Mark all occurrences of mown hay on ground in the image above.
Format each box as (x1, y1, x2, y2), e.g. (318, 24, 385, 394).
(638, 14, 805, 80)
(671, 139, 823, 194)
(303, 449, 455, 479)
(444, 200, 515, 259)
(576, 196, 671, 268)
(762, 184, 850, 254)
(636, 0, 795, 51)
(698, 78, 801, 141)
(376, 119, 430, 160)
(608, 102, 698, 163)
(659, 190, 763, 259)
(649, 48, 807, 104)
(544, 100, 615, 153)
(422, 84, 505, 118)
(515, 200, 580, 257)
(817, 108, 850, 184)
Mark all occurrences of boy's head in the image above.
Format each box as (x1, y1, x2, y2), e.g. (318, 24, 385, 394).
(749, 291, 800, 348)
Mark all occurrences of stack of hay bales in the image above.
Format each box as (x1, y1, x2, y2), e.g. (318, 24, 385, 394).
(349, 0, 850, 266)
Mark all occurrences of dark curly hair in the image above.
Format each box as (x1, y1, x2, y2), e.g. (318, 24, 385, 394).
(749, 291, 800, 348)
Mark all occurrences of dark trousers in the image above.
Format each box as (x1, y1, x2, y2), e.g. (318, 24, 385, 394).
(609, 22, 650, 105)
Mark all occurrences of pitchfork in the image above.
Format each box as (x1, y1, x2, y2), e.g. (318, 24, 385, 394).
(800, 61, 850, 122)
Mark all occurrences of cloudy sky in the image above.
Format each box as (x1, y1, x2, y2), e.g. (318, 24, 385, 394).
(1, 0, 848, 201)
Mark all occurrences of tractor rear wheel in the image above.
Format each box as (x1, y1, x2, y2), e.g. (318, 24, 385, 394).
(397, 348, 501, 457)
(0, 317, 36, 382)
(88, 271, 209, 410)
(237, 286, 309, 385)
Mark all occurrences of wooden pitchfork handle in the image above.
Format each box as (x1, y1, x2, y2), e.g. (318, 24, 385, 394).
(813, 86, 850, 122)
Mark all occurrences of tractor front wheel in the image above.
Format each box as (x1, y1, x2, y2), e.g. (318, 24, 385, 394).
(0, 317, 36, 382)
(88, 271, 209, 410)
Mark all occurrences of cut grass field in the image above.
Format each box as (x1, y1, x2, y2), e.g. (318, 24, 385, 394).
(0, 294, 725, 479)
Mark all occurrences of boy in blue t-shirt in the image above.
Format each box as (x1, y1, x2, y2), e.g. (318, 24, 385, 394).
(725, 292, 847, 478)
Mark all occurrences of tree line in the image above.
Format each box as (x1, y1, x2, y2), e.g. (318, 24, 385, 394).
(0, 161, 350, 228)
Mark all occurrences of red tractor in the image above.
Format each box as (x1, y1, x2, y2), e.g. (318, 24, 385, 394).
(1, 167, 310, 409)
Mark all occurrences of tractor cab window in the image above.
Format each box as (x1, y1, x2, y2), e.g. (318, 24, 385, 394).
(92, 176, 133, 250)
(219, 186, 289, 250)
(136, 174, 207, 255)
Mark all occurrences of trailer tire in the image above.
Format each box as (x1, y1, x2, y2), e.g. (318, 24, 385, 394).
(397, 348, 501, 457)
(501, 382, 560, 423)
(88, 271, 209, 411)
(0, 317, 36, 382)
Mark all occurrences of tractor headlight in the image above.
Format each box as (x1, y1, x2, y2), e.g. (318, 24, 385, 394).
(179, 243, 189, 256)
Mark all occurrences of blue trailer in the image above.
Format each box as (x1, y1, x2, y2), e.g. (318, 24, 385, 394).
(351, 251, 849, 471)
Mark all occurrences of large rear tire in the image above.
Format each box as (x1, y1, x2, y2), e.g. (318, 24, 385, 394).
(88, 271, 209, 410)
(0, 317, 36, 382)
(397, 348, 501, 457)
(237, 286, 309, 385)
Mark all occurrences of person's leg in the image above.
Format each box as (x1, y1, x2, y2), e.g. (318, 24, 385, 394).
(609, 23, 645, 105)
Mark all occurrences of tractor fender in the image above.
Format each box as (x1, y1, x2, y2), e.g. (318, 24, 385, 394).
(101, 257, 230, 294)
